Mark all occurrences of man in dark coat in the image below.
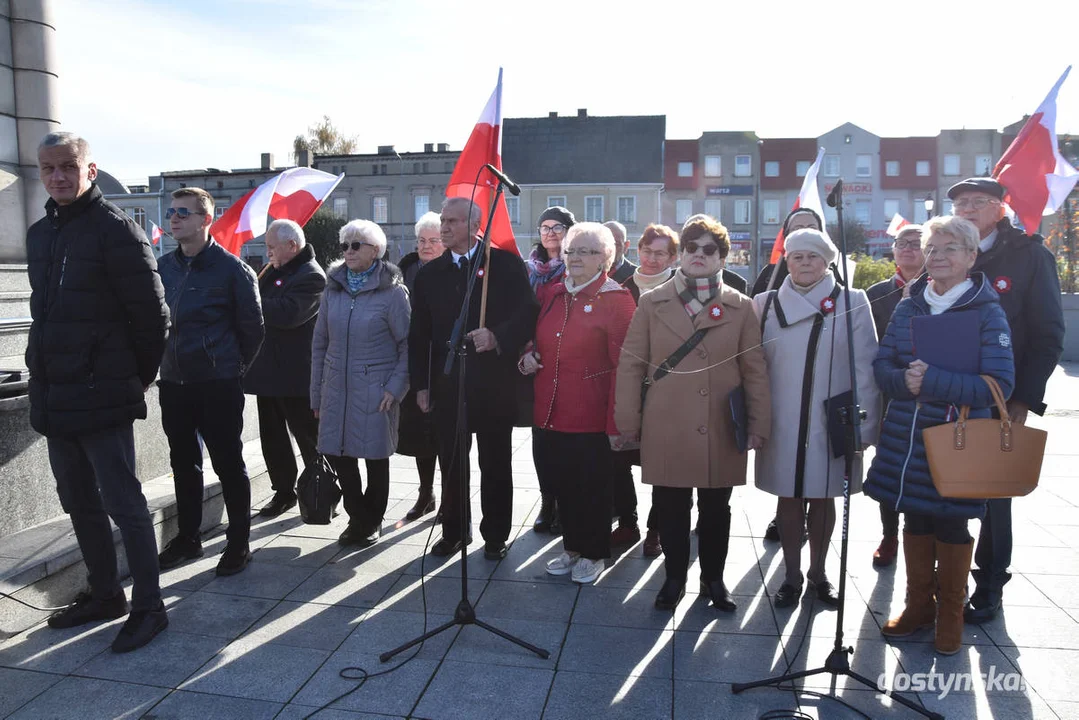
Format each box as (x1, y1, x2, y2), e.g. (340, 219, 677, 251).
(26, 132, 170, 653)
(948, 178, 1065, 623)
(157, 187, 264, 577)
(243, 219, 326, 518)
(409, 198, 538, 560)
(604, 220, 637, 285)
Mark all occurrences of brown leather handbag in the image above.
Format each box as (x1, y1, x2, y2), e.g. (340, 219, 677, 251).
(923, 375, 1046, 499)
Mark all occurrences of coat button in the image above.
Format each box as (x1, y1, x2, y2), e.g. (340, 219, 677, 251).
(698, 426, 707, 434)
(699, 388, 709, 397)
(556, 332, 561, 337)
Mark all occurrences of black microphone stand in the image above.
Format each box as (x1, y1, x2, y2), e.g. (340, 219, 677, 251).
(380, 179, 549, 663)
(731, 179, 942, 720)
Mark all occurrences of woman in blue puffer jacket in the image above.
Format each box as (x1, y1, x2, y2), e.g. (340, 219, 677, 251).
(865, 215, 1014, 657)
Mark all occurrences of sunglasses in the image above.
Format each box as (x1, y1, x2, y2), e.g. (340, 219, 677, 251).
(340, 241, 374, 252)
(165, 207, 203, 220)
(683, 241, 719, 256)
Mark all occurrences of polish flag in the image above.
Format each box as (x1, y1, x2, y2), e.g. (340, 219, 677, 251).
(886, 213, 911, 237)
(770, 146, 827, 263)
(210, 167, 344, 256)
(148, 220, 164, 246)
(443, 68, 518, 255)
(993, 66, 1078, 234)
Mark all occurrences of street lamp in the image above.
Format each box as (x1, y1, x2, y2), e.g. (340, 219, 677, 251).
(924, 193, 934, 221)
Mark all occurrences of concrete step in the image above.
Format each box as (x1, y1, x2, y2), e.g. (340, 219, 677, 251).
(0, 266, 29, 293)
(0, 324, 29, 362)
(0, 292, 30, 320)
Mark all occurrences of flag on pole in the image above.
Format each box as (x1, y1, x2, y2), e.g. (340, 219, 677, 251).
(886, 213, 911, 237)
(443, 68, 518, 255)
(148, 220, 164, 246)
(210, 167, 344, 256)
(993, 66, 1078, 234)
(770, 147, 827, 264)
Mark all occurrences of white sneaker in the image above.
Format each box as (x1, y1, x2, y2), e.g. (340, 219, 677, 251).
(571, 557, 605, 584)
(545, 552, 580, 576)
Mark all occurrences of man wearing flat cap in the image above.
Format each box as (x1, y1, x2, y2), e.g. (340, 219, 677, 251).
(947, 177, 1064, 624)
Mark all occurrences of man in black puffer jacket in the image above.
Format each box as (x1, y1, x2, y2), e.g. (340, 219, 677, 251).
(156, 187, 264, 578)
(26, 132, 170, 653)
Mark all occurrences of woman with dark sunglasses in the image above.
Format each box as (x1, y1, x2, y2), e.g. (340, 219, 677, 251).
(310, 219, 411, 548)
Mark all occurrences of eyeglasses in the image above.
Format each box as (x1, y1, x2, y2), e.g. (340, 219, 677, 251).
(538, 224, 567, 237)
(953, 197, 1000, 211)
(165, 207, 202, 219)
(683, 241, 719, 256)
(894, 239, 922, 250)
(925, 244, 971, 257)
(563, 248, 604, 257)
(340, 241, 375, 252)
(638, 249, 671, 259)
(417, 237, 443, 245)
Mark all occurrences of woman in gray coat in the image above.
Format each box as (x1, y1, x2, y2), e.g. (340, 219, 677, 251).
(311, 219, 411, 547)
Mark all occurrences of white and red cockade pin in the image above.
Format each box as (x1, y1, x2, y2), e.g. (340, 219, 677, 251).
(274, 279, 283, 287)
(993, 276, 1012, 293)
(477, 268, 485, 278)
(820, 297, 837, 314)
(583, 304, 593, 313)
(708, 303, 723, 320)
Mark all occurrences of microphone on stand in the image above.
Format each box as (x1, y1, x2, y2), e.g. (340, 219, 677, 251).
(484, 164, 521, 196)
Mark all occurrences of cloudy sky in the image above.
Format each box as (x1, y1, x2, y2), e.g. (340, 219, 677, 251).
(55, 0, 1078, 183)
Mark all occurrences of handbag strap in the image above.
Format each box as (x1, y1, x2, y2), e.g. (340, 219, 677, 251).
(651, 328, 708, 385)
(958, 375, 1009, 422)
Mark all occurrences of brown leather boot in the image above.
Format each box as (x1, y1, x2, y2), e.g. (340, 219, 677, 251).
(882, 533, 937, 638)
(934, 538, 974, 656)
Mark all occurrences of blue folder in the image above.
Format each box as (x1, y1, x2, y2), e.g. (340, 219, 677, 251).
(911, 310, 981, 374)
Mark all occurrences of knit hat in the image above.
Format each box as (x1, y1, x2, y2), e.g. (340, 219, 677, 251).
(538, 206, 576, 227)
(784, 228, 837, 265)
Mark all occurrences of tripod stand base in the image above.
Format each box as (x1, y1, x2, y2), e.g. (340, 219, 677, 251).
(379, 598, 550, 663)
(731, 646, 943, 720)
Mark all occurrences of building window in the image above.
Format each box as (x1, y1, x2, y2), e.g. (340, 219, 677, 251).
(916, 160, 931, 177)
(704, 198, 721, 221)
(372, 164, 379, 175)
(547, 195, 566, 209)
(380, 164, 388, 175)
(914, 202, 928, 223)
(764, 161, 780, 177)
(677, 161, 694, 178)
(734, 155, 752, 177)
(373, 195, 388, 223)
(504, 196, 520, 224)
(617, 196, 636, 224)
(975, 154, 993, 175)
(856, 154, 872, 177)
(734, 199, 751, 225)
(942, 199, 954, 216)
(413, 162, 421, 174)
(127, 207, 146, 230)
(704, 155, 721, 177)
(855, 199, 872, 226)
(584, 196, 604, 222)
(444, 162, 452, 172)
(824, 154, 841, 177)
(215, 206, 228, 219)
(675, 198, 693, 224)
(885, 160, 900, 177)
(884, 199, 900, 222)
(796, 160, 811, 177)
(332, 197, 348, 219)
(943, 154, 961, 176)
(762, 199, 780, 225)
(414, 194, 429, 220)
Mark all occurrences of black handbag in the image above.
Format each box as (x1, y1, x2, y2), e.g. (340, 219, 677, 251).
(640, 328, 708, 405)
(297, 455, 342, 525)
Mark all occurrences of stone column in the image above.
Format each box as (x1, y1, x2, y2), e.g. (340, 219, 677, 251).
(0, 0, 58, 262)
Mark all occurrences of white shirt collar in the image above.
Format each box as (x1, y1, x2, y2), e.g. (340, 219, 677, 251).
(451, 242, 479, 266)
(979, 228, 999, 253)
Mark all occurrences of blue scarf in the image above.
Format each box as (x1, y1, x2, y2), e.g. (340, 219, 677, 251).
(346, 262, 378, 294)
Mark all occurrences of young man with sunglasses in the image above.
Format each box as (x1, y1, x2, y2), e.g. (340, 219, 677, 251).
(156, 187, 264, 576)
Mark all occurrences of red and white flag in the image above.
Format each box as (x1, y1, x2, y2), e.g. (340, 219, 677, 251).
(210, 167, 344, 256)
(770, 146, 827, 264)
(149, 220, 164, 246)
(443, 68, 518, 255)
(993, 66, 1078, 234)
(886, 213, 911, 237)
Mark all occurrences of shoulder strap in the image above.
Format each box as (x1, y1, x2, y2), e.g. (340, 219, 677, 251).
(651, 327, 708, 385)
(760, 291, 775, 337)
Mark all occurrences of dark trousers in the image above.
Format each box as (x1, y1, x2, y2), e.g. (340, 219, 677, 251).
(326, 456, 390, 532)
(879, 501, 900, 538)
(611, 451, 657, 531)
(653, 485, 733, 584)
(159, 378, 251, 548)
(534, 428, 613, 560)
(905, 513, 970, 545)
(47, 424, 161, 612)
(438, 426, 513, 545)
(973, 498, 1012, 593)
(256, 395, 319, 495)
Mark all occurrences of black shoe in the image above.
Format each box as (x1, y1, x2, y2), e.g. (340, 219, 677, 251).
(807, 579, 840, 609)
(47, 591, 129, 629)
(258, 491, 297, 518)
(533, 493, 557, 533)
(405, 489, 436, 521)
(763, 517, 780, 542)
(215, 545, 250, 576)
(358, 525, 381, 549)
(655, 578, 686, 610)
(338, 524, 371, 546)
(548, 510, 562, 536)
(774, 582, 803, 609)
(431, 537, 464, 557)
(964, 594, 1001, 624)
(111, 602, 168, 653)
(158, 536, 204, 570)
(700, 580, 737, 613)
(484, 542, 508, 560)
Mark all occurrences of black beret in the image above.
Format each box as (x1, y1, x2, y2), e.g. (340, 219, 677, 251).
(947, 177, 1005, 200)
(538, 206, 576, 227)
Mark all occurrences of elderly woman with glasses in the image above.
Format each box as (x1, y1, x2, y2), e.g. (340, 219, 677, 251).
(397, 212, 446, 521)
(866, 215, 1014, 656)
(310, 219, 411, 548)
(615, 217, 771, 611)
(519, 223, 636, 584)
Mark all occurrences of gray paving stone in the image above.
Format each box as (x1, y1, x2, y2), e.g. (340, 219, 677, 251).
(560, 624, 673, 679)
(413, 660, 553, 720)
(543, 669, 672, 720)
(376, 574, 484, 616)
(671, 590, 780, 637)
(7, 675, 168, 720)
(164, 591, 278, 640)
(444, 617, 564, 669)
(338, 608, 457, 662)
(402, 543, 500, 580)
(979, 605, 1079, 649)
(0, 666, 61, 717)
(791, 687, 933, 720)
(75, 629, 227, 687)
(254, 534, 344, 567)
(1048, 699, 1079, 720)
(141, 689, 283, 719)
(673, 680, 800, 720)
(200, 557, 316, 600)
(1020, 573, 1079, 609)
(284, 565, 399, 608)
(998, 645, 1077, 702)
(291, 652, 439, 716)
(474, 579, 579, 623)
(0, 620, 114, 674)
(790, 635, 904, 693)
(913, 689, 1059, 720)
(179, 637, 330, 703)
(571, 584, 675, 631)
(673, 630, 789, 686)
(328, 539, 429, 576)
(239, 600, 365, 651)
(157, 553, 221, 593)
(589, 556, 667, 591)
(275, 706, 404, 720)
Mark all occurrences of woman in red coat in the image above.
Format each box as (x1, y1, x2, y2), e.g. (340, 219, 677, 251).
(519, 223, 637, 584)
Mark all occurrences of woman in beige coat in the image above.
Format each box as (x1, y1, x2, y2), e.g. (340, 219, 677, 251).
(753, 228, 881, 610)
(615, 216, 771, 612)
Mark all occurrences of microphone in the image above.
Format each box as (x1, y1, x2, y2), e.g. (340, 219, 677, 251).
(826, 178, 843, 208)
(484, 164, 521, 196)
